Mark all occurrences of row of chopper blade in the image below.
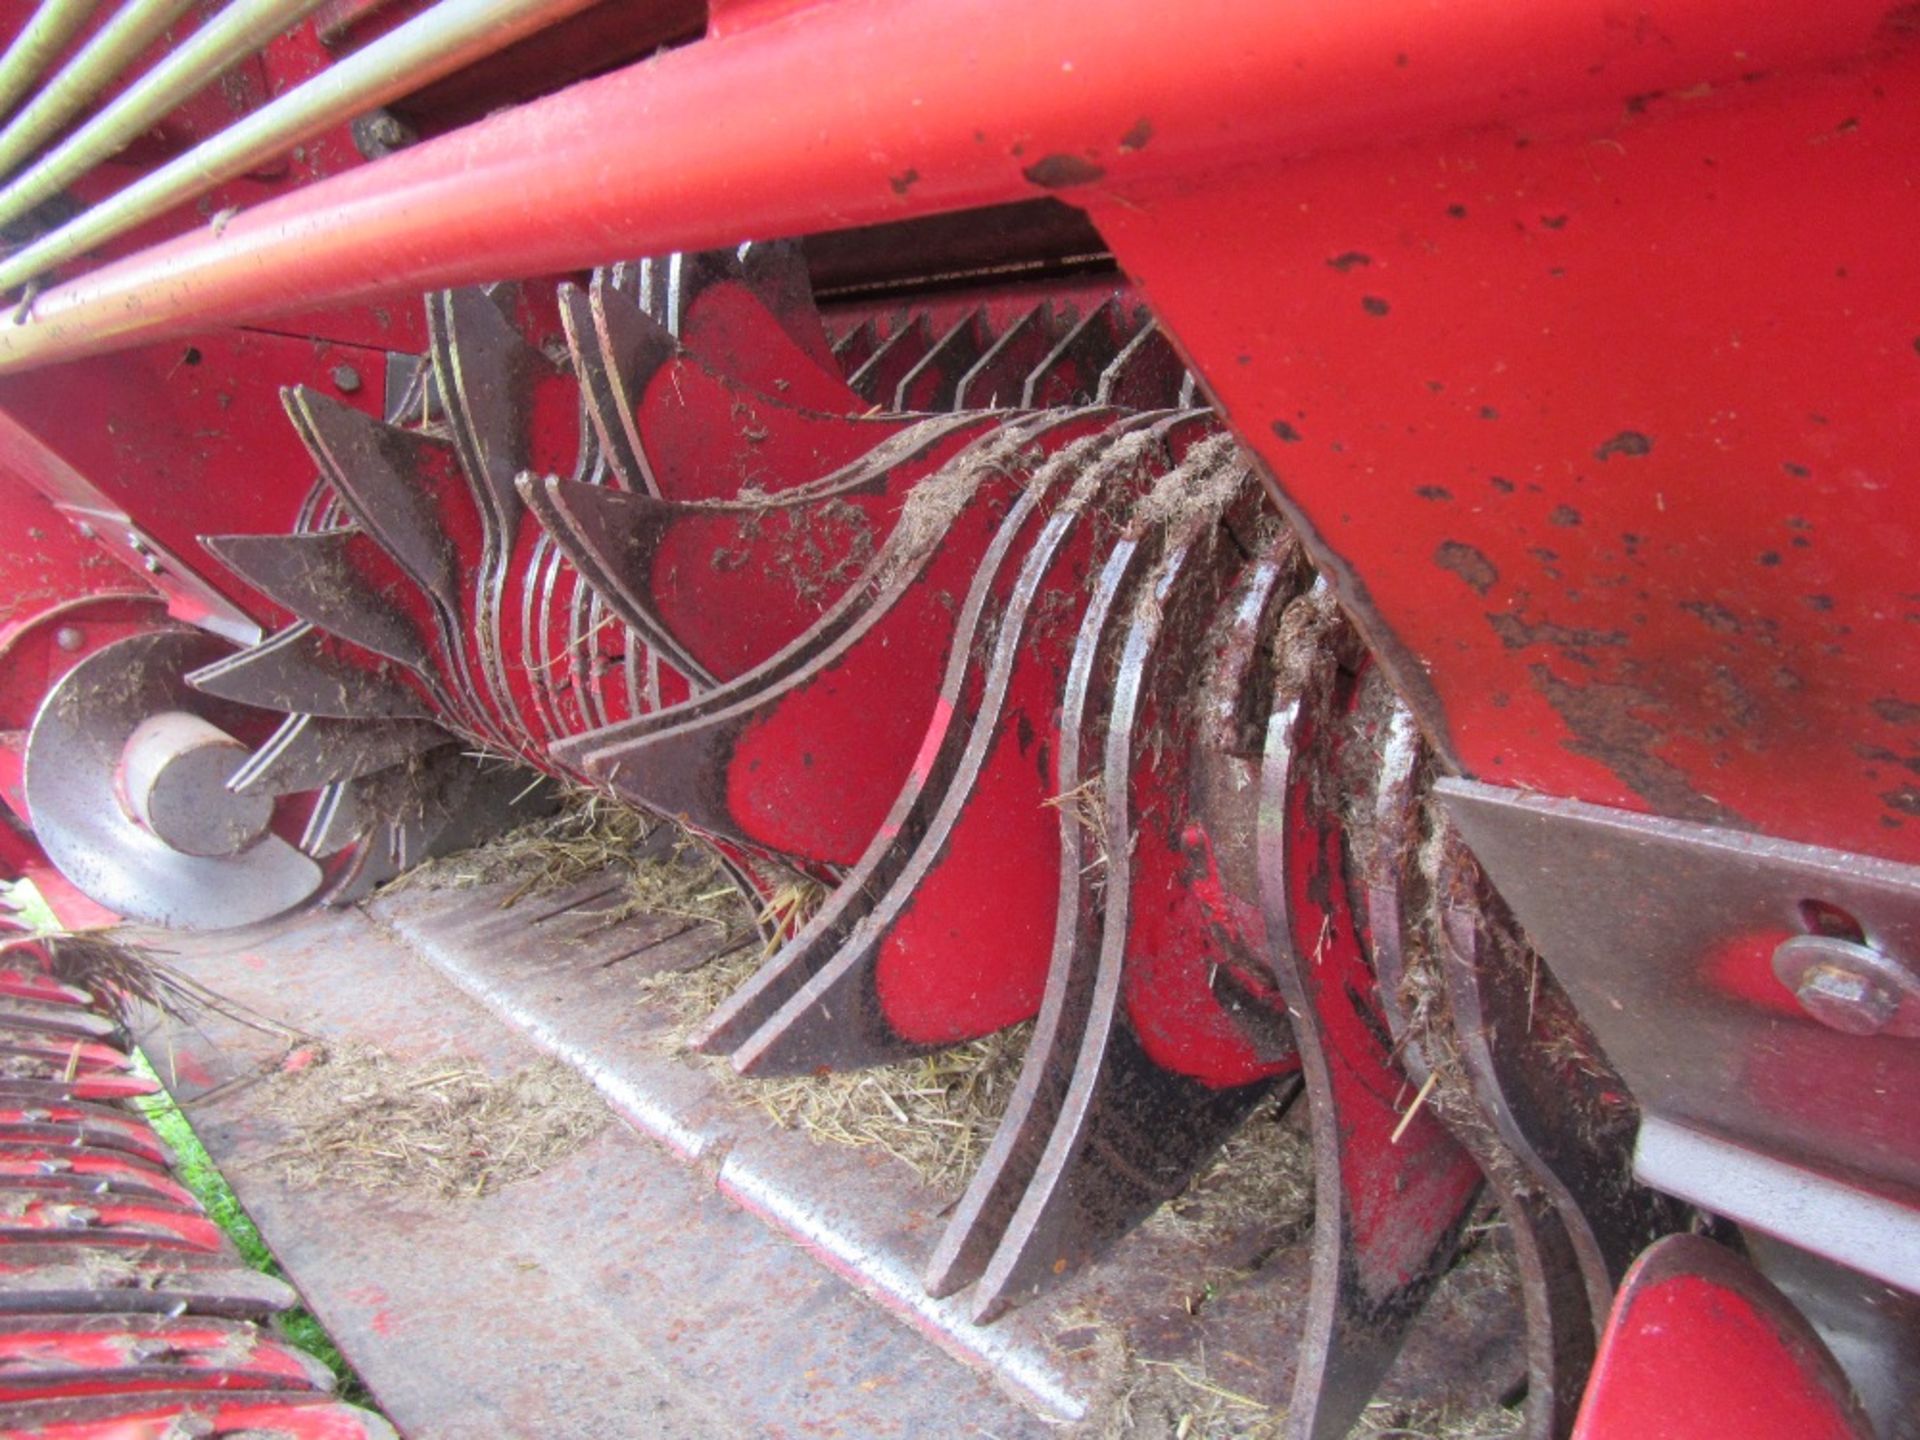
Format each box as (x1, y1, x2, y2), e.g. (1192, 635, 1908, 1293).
(186, 246, 1676, 1438)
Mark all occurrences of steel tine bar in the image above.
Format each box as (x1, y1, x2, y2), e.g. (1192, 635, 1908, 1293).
(0, 0, 609, 293)
(0, 0, 331, 241)
(0, 0, 199, 180)
(0, 0, 100, 123)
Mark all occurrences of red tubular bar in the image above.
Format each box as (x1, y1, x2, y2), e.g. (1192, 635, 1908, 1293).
(0, 0, 1898, 372)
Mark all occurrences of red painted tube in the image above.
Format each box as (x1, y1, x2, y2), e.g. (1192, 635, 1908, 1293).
(0, 0, 1896, 372)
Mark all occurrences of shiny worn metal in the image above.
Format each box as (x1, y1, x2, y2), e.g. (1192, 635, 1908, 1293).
(23, 628, 322, 928)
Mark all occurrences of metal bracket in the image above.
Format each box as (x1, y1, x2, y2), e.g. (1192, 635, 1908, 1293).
(1438, 779, 1920, 1295)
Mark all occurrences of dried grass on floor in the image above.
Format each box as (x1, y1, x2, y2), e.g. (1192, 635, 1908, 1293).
(1353, 1399, 1526, 1439)
(634, 940, 1028, 1197)
(378, 792, 655, 904)
(1057, 1314, 1283, 1440)
(1143, 1090, 1315, 1247)
(261, 1042, 605, 1200)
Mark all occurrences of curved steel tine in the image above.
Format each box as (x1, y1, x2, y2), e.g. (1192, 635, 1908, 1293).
(568, 273, 676, 495)
(1256, 591, 1488, 1440)
(684, 416, 1121, 1058)
(188, 623, 436, 722)
(964, 455, 1286, 1321)
(201, 529, 434, 675)
(923, 512, 1147, 1298)
(283, 380, 510, 747)
(284, 385, 457, 606)
(228, 712, 449, 797)
(576, 447, 1025, 866)
(728, 415, 1202, 1076)
(1436, 846, 1684, 1320)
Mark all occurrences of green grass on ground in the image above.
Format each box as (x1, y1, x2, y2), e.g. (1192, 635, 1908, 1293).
(133, 1053, 374, 1405)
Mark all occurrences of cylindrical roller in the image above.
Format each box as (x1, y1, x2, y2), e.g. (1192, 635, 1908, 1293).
(116, 711, 274, 859)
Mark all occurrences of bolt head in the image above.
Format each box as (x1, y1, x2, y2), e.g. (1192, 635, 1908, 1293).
(331, 364, 362, 394)
(52, 625, 83, 652)
(1794, 961, 1899, 1036)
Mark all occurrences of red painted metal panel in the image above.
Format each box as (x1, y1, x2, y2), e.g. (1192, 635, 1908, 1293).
(1090, 45, 1920, 863)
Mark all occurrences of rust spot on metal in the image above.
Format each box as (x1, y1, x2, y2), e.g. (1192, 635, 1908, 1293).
(1433, 541, 1496, 595)
(1486, 611, 1627, 653)
(1022, 154, 1106, 189)
(1118, 117, 1154, 152)
(1679, 600, 1743, 635)
(1271, 420, 1303, 443)
(1884, 786, 1920, 816)
(1478, 406, 1499, 420)
(1593, 431, 1653, 461)
(1416, 486, 1451, 501)
(889, 169, 920, 196)
(1445, 203, 1468, 219)
(1782, 461, 1811, 478)
(1872, 696, 1920, 726)
(1326, 252, 1372, 272)
(1360, 296, 1391, 317)
(1548, 505, 1582, 527)
(1488, 476, 1515, 494)
(1527, 664, 1735, 822)
(1539, 214, 1569, 230)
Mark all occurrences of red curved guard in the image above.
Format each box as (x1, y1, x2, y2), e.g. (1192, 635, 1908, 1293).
(1572, 1234, 1873, 1440)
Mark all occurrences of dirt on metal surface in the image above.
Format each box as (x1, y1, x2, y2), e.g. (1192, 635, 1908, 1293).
(261, 1042, 606, 1199)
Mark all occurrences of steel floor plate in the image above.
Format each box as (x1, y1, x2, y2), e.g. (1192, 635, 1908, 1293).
(133, 865, 1525, 1438)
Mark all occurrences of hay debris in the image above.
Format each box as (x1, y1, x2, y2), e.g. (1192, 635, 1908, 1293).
(1045, 777, 1110, 873)
(261, 1043, 606, 1199)
(377, 791, 654, 904)
(1128, 434, 1248, 534)
(1353, 1399, 1526, 1439)
(3, 931, 290, 1036)
(1142, 1090, 1314, 1247)
(633, 941, 1029, 1195)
